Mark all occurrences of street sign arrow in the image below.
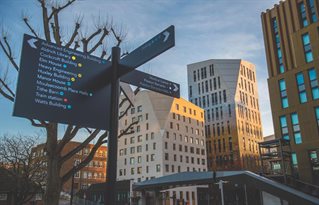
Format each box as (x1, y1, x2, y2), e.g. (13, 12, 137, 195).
(28, 38, 38, 49)
(119, 25, 175, 76)
(120, 69, 180, 98)
(163, 31, 170, 42)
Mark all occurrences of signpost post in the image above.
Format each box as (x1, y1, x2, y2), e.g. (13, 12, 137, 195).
(105, 25, 176, 205)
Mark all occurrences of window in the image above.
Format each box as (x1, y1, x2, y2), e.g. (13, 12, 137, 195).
(291, 113, 302, 144)
(309, 150, 319, 173)
(292, 152, 298, 170)
(130, 147, 135, 154)
(279, 79, 289, 108)
(130, 157, 135, 165)
(308, 0, 318, 23)
(229, 137, 233, 151)
(308, 68, 319, 100)
(193, 70, 196, 82)
(280, 116, 289, 140)
(137, 105, 142, 112)
(299, 2, 308, 27)
(130, 137, 135, 144)
(189, 86, 192, 98)
(316, 107, 319, 127)
(273, 18, 284, 73)
(296, 72, 307, 103)
(302, 33, 313, 63)
(156, 164, 161, 172)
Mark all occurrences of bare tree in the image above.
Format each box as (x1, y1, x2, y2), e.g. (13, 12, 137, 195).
(0, 134, 46, 205)
(0, 1, 138, 205)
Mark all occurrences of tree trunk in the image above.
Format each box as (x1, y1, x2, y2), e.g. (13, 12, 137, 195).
(43, 123, 62, 205)
(44, 157, 62, 205)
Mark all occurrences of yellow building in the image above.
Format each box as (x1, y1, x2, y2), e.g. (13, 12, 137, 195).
(261, 0, 319, 184)
(187, 59, 263, 172)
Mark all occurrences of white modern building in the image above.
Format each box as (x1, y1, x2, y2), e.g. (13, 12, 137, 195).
(117, 89, 207, 205)
(187, 59, 263, 172)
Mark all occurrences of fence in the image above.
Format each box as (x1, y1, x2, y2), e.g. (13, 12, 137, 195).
(73, 196, 104, 205)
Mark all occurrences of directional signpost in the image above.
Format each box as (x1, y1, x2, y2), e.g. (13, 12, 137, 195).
(14, 34, 111, 129)
(14, 25, 177, 205)
(121, 69, 180, 98)
(106, 25, 176, 205)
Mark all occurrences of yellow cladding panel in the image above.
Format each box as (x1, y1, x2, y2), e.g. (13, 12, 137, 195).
(171, 98, 205, 122)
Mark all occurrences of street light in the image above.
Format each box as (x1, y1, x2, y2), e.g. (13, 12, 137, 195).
(215, 180, 229, 205)
(70, 161, 77, 205)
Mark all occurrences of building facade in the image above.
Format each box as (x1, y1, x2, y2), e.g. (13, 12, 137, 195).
(261, 0, 319, 184)
(32, 141, 107, 193)
(117, 90, 207, 205)
(187, 59, 263, 172)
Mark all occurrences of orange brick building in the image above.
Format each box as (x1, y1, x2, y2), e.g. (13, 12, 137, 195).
(32, 141, 107, 193)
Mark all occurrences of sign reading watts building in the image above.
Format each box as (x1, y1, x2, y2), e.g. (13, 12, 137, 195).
(13, 34, 111, 129)
(14, 26, 178, 131)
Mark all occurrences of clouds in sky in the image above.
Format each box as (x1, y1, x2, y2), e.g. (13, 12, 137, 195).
(0, 0, 279, 137)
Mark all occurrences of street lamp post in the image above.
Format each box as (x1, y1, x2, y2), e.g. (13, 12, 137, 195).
(70, 160, 78, 205)
(215, 180, 228, 205)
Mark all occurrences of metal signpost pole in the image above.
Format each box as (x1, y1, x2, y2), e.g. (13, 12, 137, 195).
(106, 47, 121, 205)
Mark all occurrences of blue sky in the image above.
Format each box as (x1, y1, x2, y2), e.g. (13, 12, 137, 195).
(0, 0, 278, 139)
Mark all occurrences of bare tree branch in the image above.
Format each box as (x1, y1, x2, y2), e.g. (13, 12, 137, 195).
(111, 27, 125, 47)
(73, 40, 80, 50)
(29, 119, 47, 128)
(81, 28, 103, 52)
(57, 125, 79, 153)
(88, 28, 109, 54)
(23, 17, 39, 38)
(60, 129, 101, 164)
(0, 78, 15, 97)
(38, 0, 51, 42)
(52, 12, 61, 46)
(61, 131, 107, 183)
(118, 120, 138, 139)
(48, 0, 76, 20)
(0, 87, 14, 102)
(0, 39, 19, 71)
(119, 97, 128, 108)
(65, 22, 80, 48)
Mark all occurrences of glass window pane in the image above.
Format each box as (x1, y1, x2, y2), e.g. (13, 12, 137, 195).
(302, 33, 310, 45)
(313, 88, 319, 100)
(292, 153, 298, 165)
(283, 135, 289, 140)
(279, 79, 286, 91)
(280, 116, 287, 127)
(308, 69, 317, 81)
(299, 91, 307, 103)
(294, 132, 302, 144)
(306, 52, 313, 63)
(282, 98, 288, 108)
(291, 113, 299, 125)
(296, 73, 304, 85)
(279, 65, 284, 73)
(315, 107, 319, 119)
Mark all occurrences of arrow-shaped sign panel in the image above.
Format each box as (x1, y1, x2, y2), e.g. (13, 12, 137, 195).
(121, 69, 180, 98)
(119, 25, 175, 76)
